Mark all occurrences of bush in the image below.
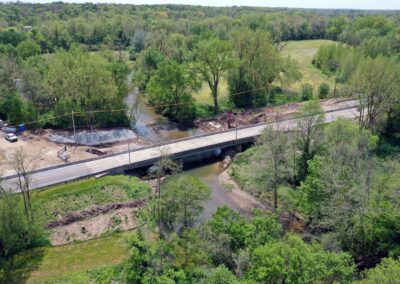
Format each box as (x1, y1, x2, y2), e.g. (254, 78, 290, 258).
(318, 83, 330, 99)
(301, 83, 313, 101)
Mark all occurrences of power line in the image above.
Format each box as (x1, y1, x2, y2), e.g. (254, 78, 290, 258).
(8, 84, 272, 128)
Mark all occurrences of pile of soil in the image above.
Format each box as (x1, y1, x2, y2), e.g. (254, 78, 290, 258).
(48, 128, 138, 146)
(195, 99, 352, 132)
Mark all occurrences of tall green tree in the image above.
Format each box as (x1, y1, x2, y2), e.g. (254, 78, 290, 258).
(248, 234, 355, 284)
(352, 56, 400, 130)
(228, 28, 301, 108)
(147, 60, 199, 124)
(45, 47, 124, 128)
(194, 38, 234, 114)
(295, 100, 325, 181)
(252, 120, 291, 210)
(156, 175, 211, 232)
(111, 60, 130, 98)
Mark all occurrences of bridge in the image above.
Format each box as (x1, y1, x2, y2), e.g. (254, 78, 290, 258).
(2, 103, 359, 192)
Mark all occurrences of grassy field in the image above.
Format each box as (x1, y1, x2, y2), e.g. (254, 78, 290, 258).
(0, 233, 130, 284)
(192, 40, 339, 107)
(34, 175, 150, 223)
(281, 40, 339, 92)
(193, 77, 230, 106)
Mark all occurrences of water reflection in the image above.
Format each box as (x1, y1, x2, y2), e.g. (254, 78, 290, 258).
(125, 90, 204, 143)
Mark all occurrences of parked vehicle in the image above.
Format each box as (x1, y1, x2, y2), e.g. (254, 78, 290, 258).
(5, 133, 18, 142)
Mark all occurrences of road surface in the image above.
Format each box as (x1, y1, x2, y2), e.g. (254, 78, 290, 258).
(2, 104, 359, 192)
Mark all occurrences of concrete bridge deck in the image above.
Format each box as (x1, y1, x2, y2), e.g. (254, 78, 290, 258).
(2, 104, 359, 191)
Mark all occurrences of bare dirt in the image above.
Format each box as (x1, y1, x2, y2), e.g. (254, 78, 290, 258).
(196, 98, 354, 132)
(50, 207, 139, 246)
(0, 129, 150, 176)
(218, 168, 265, 211)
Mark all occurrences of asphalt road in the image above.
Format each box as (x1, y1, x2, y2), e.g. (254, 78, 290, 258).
(2, 104, 359, 192)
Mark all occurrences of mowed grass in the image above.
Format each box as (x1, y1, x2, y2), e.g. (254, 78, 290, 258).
(281, 40, 340, 92)
(33, 175, 150, 223)
(0, 233, 130, 284)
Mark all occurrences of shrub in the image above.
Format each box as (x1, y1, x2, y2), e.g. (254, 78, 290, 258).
(318, 83, 330, 99)
(301, 83, 313, 101)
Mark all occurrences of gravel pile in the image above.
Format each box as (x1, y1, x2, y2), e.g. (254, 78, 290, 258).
(49, 128, 137, 146)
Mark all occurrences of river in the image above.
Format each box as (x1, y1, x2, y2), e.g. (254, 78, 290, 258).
(125, 90, 259, 218)
(185, 159, 262, 219)
(124, 90, 204, 143)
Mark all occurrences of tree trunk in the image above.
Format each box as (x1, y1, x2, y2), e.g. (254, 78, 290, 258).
(273, 184, 278, 211)
(212, 87, 219, 115)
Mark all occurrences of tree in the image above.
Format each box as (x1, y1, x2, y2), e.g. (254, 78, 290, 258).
(318, 83, 330, 99)
(352, 56, 400, 130)
(254, 119, 290, 210)
(20, 57, 47, 121)
(248, 234, 355, 284)
(208, 265, 240, 284)
(359, 258, 400, 284)
(194, 38, 234, 114)
(227, 28, 301, 108)
(111, 60, 130, 98)
(301, 83, 313, 101)
(245, 209, 281, 251)
(295, 100, 325, 181)
(16, 39, 41, 60)
(130, 28, 148, 53)
(207, 206, 251, 253)
(11, 147, 36, 219)
(45, 47, 125, 128)
(134, 47, 165, 90)
(157, 175, 211, 232)
(0, 184, 46, 277)
(147, 60, 199, 124)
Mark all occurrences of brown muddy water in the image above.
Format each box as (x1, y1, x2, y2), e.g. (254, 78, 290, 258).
(125, 90, 204, 143)
(184, 158, 258, 220)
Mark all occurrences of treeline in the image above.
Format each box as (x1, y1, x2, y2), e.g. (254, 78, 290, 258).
(313, 14, 400, 135)
(1, 3, 400, 127)
(2, 3, 398, 51)
(0, 46, 129, 129)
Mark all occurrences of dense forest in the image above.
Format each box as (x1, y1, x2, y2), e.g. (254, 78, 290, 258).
(0, 3, 399, 127)
(0, 2, 400, 284)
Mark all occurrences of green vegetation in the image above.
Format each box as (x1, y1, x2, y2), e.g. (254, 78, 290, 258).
(34, 175, 150, 222)
(281, 40, 339, 92)
(0, 175, 148, 282)
(2, 233, 129, 284)
(232, 115, 400, 268)
(1, 3, 400, 283)
(116, 207, 354, 283)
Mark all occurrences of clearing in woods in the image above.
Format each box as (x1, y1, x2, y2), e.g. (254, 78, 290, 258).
(281, 39, 339, 92)
(193, 39, 339, 107)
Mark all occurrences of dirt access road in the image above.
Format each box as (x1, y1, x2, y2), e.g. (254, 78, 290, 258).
(196, 98, 355, 132)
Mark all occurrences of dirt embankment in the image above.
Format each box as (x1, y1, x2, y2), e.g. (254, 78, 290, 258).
(196, 98, 354, 132)
(49, 199, 145, 246)
(219, 166, 306, 234)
